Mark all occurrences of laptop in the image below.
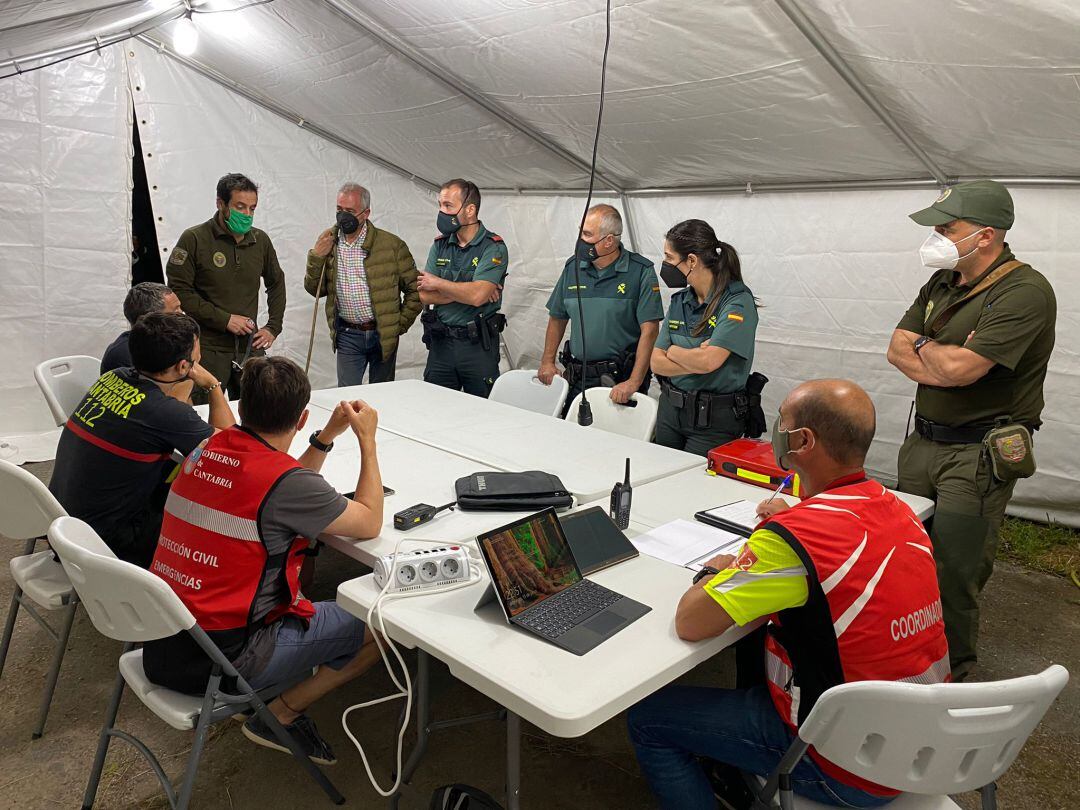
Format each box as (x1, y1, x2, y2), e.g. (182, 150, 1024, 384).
(475, 508, 650, 655)
(559, 505, 638, 575)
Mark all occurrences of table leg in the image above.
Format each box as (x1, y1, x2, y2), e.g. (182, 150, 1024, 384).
(505, 710, 521, 810)
(389, 649, 431, 810)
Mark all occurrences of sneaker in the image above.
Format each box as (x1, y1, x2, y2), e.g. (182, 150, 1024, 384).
(242, 712, 337, 766)
(707, 761, 757, 810)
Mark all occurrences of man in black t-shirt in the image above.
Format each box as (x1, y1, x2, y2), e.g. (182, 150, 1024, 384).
(101, 282, 183, 374)
(50, 313, 235, 567)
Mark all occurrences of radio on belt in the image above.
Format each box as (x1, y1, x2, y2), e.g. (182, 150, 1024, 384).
(394, 501, 456, 531)
(707, 438, 801, 497)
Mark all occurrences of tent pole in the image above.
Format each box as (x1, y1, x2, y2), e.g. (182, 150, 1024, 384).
(619, 193, 640, 254)
(485, 176, 1080, 197)
(0, 3, 188, 76)
(771, 0, 950, 186)
(133, 35, 440, 192)
(320, 0, 625, 193)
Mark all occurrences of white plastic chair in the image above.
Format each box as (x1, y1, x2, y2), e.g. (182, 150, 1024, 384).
(751, 665, 1070, 809)
(47, 516, 344, 809)
(0, 459, 75, 739)
(489, 369, 569, 417)
(566, 391, 658, 441)
(34, 355, 102, 426)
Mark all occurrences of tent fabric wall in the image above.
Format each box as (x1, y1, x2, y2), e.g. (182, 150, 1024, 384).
(126, 41, 610, 388)
(628, 188, 1080, 525)
(0, 44, 131, 432)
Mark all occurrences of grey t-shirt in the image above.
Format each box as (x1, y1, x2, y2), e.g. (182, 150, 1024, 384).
(232, 468, 348, 678)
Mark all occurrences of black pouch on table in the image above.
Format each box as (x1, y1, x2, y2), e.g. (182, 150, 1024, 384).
(454, 470, 573, 512)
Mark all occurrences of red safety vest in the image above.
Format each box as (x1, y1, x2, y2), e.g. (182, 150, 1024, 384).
(150, 427, 315, 649)
(759, 473, 949, 795)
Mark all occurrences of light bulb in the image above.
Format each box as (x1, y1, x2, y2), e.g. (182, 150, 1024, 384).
(173, 16, 199, 56)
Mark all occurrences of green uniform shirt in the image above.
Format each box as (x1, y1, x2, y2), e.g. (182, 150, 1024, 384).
(424, 222, 508, 326)
(166, 215, 286, 347)
(656, 281, 758, 392)
(896, 245, 1056, 428)
(545, 249, 663, 359)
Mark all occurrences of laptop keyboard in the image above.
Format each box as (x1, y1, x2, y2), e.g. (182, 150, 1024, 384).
(517, 579, 621, 639)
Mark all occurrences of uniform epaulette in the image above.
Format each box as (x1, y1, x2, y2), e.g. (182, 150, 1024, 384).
(434, 234, 447, 242)
(488, 233, 504, 242)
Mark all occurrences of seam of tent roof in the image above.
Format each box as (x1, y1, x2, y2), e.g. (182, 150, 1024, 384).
(135, 33, 440, 192)
(772, 0, 949, 186)
(320, 0, 626, 194)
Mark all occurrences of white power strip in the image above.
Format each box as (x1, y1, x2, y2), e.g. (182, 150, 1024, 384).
(371, 545, 471, 592)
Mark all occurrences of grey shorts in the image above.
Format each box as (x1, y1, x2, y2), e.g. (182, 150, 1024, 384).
(247, 601, 366, 690)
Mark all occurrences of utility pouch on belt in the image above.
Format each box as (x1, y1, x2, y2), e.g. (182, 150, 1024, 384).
(983, 421, 1036, 483)
(420, 308, 445, 347)
(744, 372, 769, 439)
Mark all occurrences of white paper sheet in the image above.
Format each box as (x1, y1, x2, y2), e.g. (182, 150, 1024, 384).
(701, 500, 761, 532)
(631, 519, 746, 571)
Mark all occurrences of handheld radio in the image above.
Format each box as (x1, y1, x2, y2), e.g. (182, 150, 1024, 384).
(609, 458, 632, 529)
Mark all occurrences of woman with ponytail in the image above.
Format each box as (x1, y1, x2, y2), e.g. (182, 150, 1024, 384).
(651, 219, 759, 455)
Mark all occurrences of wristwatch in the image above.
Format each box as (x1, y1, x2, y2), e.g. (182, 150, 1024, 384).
(693, 565, 720, 584)
(309, 430, 334, 453)
(913, 336, 933, 355)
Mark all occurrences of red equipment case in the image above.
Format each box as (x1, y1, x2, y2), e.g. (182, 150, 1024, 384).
(706, 438, 801, 498)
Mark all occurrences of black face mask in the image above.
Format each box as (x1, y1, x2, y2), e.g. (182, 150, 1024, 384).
(437, 207, 463, 236)
(575, 236, 616, 265)
(660, 261, 688, 288)
(336, 210, 361, 235)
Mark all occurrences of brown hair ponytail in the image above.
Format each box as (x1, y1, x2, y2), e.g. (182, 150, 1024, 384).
(664, 220, 744, 337)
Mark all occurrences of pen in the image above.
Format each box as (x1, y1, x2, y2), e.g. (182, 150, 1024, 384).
(763, 473, 794, 507)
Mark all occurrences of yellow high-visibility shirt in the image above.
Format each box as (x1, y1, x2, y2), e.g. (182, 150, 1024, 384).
(703, 529, 809, 626)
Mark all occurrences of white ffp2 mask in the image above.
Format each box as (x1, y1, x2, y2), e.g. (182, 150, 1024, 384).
(918, 229, 983, 270)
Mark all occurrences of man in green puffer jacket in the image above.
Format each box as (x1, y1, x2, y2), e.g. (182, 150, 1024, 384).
(305, 182, 422, 385)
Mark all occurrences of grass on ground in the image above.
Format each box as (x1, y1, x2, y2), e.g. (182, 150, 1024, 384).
(998, 516, 1080, 583)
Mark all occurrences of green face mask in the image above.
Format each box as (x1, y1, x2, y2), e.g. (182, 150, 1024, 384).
(225, 207, 253, 235)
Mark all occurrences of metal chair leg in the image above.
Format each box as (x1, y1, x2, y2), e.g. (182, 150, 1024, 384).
(243, 683, 345, 805)
(175, 670, 223, 810)
(82, 650, 130, 810)
(0, 587, 22, 679)
(31, 595, 78, 739)
(980, 782, 998, 810)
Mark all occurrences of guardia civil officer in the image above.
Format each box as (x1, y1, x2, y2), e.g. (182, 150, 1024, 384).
(417, 179, 508, 397)
(167, 173, 286, 403)
(887, 180, 1057, 681)
(538, 204, 663, 417)
(651, 220, 761, 456)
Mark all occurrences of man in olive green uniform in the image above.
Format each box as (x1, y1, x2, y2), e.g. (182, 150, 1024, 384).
(888, 180, 1056, 680)
(167, 173, 285, 403)
(538, 204, 662, 418)
(417, 179, 508, 398)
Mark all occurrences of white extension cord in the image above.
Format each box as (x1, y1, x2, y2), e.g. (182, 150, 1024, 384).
(341, 535, 484, 797)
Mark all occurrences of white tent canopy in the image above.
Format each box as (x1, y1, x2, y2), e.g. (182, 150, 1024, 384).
(1, 0, 1077, 524)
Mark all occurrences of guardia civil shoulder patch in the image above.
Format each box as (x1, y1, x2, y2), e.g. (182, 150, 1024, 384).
(212, 251, 227, 268)
(168, 247, 188, 266)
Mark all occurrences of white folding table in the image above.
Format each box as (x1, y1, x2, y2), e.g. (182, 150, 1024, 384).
(311, 380, 703, 502)
(336, 548, 750, 809)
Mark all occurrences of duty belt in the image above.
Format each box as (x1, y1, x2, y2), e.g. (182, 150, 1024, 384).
(660, 378, 753, 430)
(913, 415, 991, 445)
